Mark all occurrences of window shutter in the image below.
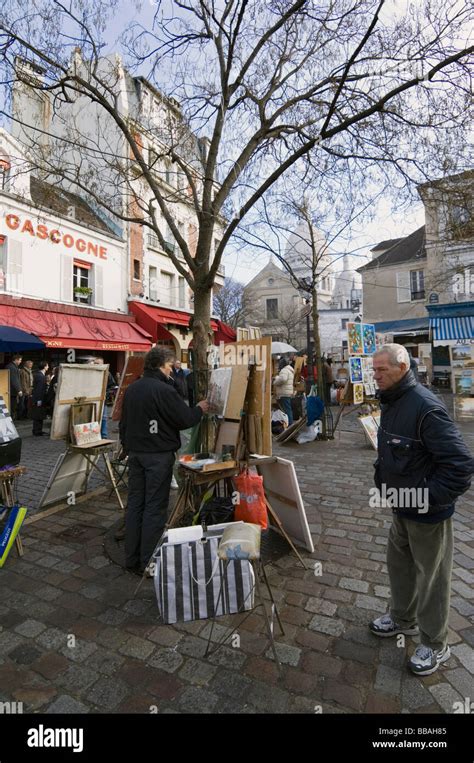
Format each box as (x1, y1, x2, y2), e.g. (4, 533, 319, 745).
(60, 255, 73, 301)
(396, 271, 410, 303)
(94, 265, 104, 307)
(7, 239, 23, 292)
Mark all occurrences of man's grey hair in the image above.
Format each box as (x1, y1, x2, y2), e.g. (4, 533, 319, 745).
(374, 343, 410, 368)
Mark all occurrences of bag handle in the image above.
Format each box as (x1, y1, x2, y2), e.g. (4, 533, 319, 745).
(189, 547, 220, 587)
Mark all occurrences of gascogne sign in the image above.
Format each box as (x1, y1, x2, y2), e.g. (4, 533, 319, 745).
(4, 213, 108, 259)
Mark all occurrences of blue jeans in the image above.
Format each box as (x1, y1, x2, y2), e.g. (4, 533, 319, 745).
(279, 397, 294, 425)
(101, 407, 108, 439)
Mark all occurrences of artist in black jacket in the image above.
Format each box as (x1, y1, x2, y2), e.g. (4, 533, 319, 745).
(120, 346, 209, 573)
(368, 344, 474, 677)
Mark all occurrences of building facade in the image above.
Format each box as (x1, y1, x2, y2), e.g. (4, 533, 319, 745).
(0, 129, 150, 373)
(11, 54, 226, 361)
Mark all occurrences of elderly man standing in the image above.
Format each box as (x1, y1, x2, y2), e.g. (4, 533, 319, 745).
(369, 344, 474, 676)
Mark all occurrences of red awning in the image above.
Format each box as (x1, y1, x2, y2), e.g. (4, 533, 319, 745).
(129, 302, 218, 342)
(0, 304, 152, 352)
(213, 319, 236, 345)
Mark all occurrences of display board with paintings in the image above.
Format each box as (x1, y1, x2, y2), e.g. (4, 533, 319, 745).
(347, 324, 377, 404)
(451, 343, 474, 420)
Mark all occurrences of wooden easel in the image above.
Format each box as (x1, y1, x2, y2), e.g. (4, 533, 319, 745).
(0, 466, 26, 557)
(69, 442, 125, 512)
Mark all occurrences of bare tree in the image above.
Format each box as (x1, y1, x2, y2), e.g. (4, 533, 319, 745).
(0, 0, 472, 382)
(212, 277, 247, 328)
(243, 294, 309, 347)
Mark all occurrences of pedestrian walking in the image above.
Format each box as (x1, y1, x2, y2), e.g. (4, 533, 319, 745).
(273, 361, 295, 425)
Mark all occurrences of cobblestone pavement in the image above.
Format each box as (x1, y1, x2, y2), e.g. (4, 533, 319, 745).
(0, 414, 472, 714)
(13, 409, 115, 513)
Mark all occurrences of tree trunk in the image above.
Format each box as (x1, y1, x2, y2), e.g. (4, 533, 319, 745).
(311, 288, 327, 438)
(191, 282, 212, 450)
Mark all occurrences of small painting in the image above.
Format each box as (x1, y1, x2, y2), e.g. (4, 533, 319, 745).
(207, 367, 232, 416)
(359, 413, 380, 450)
(362, 324, 376, 355)
(353, 383, 364, 404)
(350, 356, 363, 383)
(451, 344, 472, 362)
(348, 322, 363, 355)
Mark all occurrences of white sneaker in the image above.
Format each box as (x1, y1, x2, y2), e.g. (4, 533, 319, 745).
(408, 644, 451, 676)
(170, 476, 178, 489)
(369, 614, 419, 637)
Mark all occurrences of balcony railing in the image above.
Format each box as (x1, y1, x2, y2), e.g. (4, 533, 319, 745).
(411, 290, 425, 301)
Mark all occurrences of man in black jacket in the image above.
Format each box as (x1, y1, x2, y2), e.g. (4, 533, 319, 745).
(6, 354, 23, 419)
(31, 361, 49, 436)
(120, 346, 209, 573)
(368, 344, 474, 676)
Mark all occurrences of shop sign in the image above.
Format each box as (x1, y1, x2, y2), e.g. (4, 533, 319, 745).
(4, 213, 108, 259)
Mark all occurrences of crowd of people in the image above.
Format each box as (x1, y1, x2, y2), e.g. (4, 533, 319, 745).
(6, 354, 60, 436)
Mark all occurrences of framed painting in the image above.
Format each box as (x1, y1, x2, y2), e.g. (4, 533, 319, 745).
(347, 322, 363, 355)
(353, 383, 364, 404)
(362, 324, 376, 354)
(350, 356, 363, 383)
(359, 412, 380, 450)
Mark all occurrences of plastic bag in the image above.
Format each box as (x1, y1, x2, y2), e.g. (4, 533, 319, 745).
(233, 470, 268, 529)
(296, 422, 322, 444)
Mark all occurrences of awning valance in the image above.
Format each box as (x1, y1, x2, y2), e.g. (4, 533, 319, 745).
(0, 304, 152, 352)
(430, 316, 473, 344)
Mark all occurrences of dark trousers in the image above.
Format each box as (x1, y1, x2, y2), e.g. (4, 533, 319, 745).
(125, 451, 175, 569)
(32, 417, 44, 435)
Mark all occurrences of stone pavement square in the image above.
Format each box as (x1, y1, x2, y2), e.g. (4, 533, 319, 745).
(0, 408, 472, 714)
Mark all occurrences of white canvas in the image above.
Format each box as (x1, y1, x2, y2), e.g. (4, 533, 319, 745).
(256, 457, 314, 552)
(39, 450, 99, 508)
(51, 364, 108, 440)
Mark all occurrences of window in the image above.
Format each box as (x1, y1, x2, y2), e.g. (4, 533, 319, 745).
(73, 260, 91, 304)
(410, 269, 425, 301)
(268, 277, 274, 285)
(266, 298, 278, 320)
(149, 266, 158, 301)
(396, 271, 411, 303)
(161, 271, 174, 305)
(0, 160, 10, 190)
(133, 259, 141, 280)
(341, 318, 348, 330)
(178, 276, 185, 308)
(449, 196, 473, 239)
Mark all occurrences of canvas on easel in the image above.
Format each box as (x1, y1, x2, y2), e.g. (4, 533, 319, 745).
(50, 364, 108, 440)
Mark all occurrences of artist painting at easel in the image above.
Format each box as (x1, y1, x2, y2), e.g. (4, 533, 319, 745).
(119, 346, 209, 574)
